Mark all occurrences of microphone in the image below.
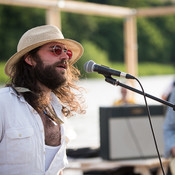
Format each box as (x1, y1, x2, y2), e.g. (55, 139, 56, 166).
(84, 60, 135, 79)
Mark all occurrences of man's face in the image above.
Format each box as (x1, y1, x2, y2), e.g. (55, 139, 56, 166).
(31, 42, 71, 90)
(37, 42, 70, 73)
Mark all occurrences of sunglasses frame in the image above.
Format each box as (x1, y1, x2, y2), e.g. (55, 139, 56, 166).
(51, 45, 72, 59)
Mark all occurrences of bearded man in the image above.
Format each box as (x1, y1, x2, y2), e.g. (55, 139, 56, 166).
(0, 25, 85, 175)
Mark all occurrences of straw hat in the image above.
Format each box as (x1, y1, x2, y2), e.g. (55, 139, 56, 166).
(5, 25, 84, 77)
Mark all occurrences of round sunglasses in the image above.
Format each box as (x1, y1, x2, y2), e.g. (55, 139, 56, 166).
(50, 45, 73, 59)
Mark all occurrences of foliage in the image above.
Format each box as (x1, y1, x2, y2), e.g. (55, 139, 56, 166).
(0, 0, 175, 75)
(138, 62, 175, 76)
(0, 5, 45, 61)
(90, 17, 124, 62)
(60, 1, 175, 65)
(137, 18, 171, 62)
(75, 40, 109, 78)
(0, 61, 9, 85)
(1, 60, 175, 85)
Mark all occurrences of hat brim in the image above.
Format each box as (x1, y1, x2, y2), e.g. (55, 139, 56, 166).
(5, 38, 83, 77)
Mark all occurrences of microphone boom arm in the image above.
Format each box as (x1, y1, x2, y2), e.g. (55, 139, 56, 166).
(105, 76, 175, 110)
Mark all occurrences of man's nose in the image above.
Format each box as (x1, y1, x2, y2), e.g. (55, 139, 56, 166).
(60, 50, 69, 60)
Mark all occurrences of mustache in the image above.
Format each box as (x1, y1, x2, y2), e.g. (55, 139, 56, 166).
(52, 60, 68, 67)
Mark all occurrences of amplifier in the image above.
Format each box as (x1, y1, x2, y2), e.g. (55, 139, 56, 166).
(99, 105, 165, 160)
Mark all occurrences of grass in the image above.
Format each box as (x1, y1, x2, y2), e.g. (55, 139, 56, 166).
(0, 61, 175, 85)
(138, 62, 175, 76)
(108, 62, 175, 76)
(0, 61, 9, 85)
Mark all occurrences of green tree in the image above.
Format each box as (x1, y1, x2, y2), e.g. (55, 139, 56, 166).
(0, 5, 45, 61)
(1, 0, 175, 67)
(137, 17, 171, 63)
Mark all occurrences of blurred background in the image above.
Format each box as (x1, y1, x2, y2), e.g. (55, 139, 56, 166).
(0, 0, 175, 83)
(0, 1, 175, 174)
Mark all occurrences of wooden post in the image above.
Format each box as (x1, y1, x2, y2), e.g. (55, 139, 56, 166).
(124, 16, 138, 78)
(124, 16, 138, 101)
(46, 7, 61, 30)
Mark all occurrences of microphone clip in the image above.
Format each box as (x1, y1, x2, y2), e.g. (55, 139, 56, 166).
(104, 76, 118, 86)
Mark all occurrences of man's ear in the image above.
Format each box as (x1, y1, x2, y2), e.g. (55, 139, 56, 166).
(24, 55, 36, 66)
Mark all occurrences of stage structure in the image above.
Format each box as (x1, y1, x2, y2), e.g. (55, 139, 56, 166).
(0, 0, 175, 78)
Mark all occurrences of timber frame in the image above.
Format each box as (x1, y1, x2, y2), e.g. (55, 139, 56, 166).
(0, 0, 175, 77)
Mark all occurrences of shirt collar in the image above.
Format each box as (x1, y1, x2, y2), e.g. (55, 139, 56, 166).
(9, 87, 26, 103)
(50, 92, 64, 123)
(9, 87, 65, 123)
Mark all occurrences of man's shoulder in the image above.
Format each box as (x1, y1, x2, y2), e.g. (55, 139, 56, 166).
(0, 86, 11, 94)
(0, 87, 15, 102)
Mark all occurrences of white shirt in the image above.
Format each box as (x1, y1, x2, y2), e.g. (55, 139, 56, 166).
(0, 87, 68, 175)
(45, 145, 61, 171)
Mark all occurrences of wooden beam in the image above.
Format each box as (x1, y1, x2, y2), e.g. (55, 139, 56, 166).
(0, 0, 135, 18)
(59, 1, 136, 18)
(136, 6, 175, 17)
(0, 0, 55, 9)
(1, 0, 175, 18)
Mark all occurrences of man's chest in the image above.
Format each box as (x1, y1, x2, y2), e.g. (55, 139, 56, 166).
(40, 113, 61, 146)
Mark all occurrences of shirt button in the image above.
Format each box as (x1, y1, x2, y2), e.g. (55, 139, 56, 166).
(19, 134, 22, 137)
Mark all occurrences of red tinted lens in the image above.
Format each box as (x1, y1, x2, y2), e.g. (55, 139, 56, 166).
(67, 50, 72, 59)
(54, 46, 62, 56)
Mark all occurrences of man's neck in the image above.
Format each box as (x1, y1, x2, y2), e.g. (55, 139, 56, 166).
(38, 82, 52, 103)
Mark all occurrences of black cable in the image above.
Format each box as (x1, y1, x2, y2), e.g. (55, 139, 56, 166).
(105, 76, 166, 175)
(134, 77, 166, 175)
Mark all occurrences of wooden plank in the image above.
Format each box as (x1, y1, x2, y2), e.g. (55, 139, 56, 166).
(0, 0, 135, 18)
(1, 0, 175, 18)
(0, 0, 55, 8)
(60, 1, 135, 18)
(137, 6, 175, 17)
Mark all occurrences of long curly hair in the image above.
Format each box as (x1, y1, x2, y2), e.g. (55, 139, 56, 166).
(7, 47, 86, 117)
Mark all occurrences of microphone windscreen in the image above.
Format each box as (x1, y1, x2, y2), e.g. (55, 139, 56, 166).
(84, 60, 95, 73)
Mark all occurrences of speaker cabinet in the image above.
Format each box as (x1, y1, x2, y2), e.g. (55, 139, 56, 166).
(99, 105, 165, 160)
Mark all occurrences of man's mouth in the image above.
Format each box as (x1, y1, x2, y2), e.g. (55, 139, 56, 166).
(56, 64, 67, 69)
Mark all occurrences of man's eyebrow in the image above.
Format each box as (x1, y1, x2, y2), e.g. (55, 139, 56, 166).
(48, 46, 54, 48)
(47, 45, 58, 49)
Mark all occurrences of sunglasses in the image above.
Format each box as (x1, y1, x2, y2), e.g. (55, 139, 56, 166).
(50, 45, 73, 59)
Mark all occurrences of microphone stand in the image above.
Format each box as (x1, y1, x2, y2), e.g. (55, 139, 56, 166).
(105, 76, 175, 111)
(105, 75, 172, 175)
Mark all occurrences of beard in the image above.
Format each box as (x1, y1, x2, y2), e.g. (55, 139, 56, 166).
(34, 56, 67, 90)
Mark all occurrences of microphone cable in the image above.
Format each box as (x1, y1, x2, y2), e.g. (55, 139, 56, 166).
(104, 75, 166, 175)
(134, 77, 166, 175)
(84, 60, 167, 175)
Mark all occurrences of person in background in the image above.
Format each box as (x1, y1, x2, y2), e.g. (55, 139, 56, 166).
(113, 86, 135, 106)
(162, 79, 175, 101)
(0, 25, 86, 175)
(163, 81, 175, 175)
